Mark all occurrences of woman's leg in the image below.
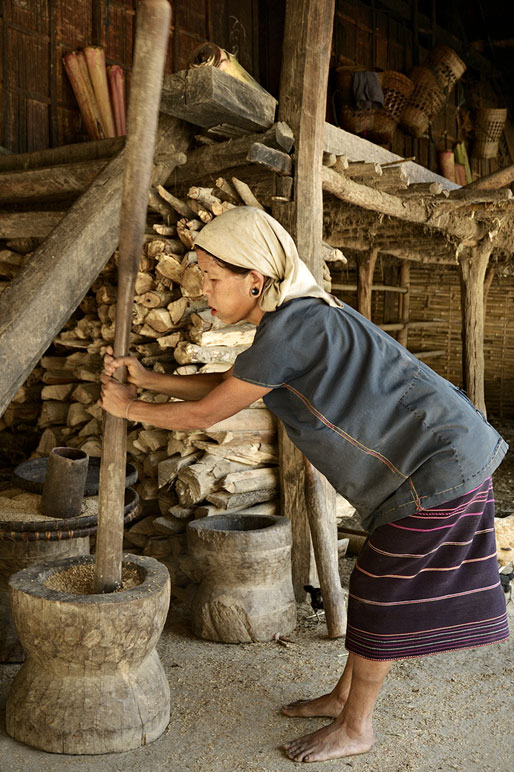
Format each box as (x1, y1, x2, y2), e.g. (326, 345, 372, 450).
(283, 654, 391, 762)
(281, 652, 354, 718)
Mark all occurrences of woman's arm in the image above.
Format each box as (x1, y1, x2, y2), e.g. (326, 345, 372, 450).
(99, 374, 271, 431)
(103, 346, 232, 400)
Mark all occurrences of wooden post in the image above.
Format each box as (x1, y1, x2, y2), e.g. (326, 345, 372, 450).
(356, 247, 379, 320)
(272, 0, 337, 603)
(397, 261, 411, 348)
(95, 0, 172, 593)
(304, 460, 346, 638)
(458, 242, 492, 415)
(0, 113, 190, 418)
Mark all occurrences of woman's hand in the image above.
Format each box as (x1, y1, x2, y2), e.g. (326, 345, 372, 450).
(103, 345, 149, 388)
(99, 375, 137, 419)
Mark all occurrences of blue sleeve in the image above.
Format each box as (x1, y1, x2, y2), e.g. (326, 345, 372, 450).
(233, 316, 287, 388)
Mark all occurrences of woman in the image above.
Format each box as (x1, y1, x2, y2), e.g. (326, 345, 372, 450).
(101, 206, 509, 763)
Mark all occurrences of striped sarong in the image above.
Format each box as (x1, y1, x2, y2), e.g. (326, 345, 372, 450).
(345, 477, 509, 660)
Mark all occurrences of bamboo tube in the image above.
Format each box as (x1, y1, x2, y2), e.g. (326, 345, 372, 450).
(63, 51, 103, 140)
(108, 65, 127, 136)
(84, 46, 116, 138)
(95, 0, 172, 593)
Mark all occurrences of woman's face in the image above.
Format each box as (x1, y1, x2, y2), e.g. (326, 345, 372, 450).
(196, 249, 264, 325)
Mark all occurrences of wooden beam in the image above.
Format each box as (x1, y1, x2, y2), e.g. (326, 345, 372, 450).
(356, 248, 379, 319)
(458, 242, 492, 415)
(160, 66, 277, 132)
(0, 160, 109, 204)
(0, 211, 65, 239)
(322, 165, 486, 245)
(0, 115, 190, 417)
(0, 137, 125, 172)
(397, 262, 411, 348)
(454, 163, 514, 192)
(272, 0, 338, 604)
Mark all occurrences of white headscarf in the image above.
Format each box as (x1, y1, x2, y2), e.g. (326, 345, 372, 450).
(194, 206, 340, 312)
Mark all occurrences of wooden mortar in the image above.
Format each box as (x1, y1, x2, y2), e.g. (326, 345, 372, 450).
(5, 553, 170, 754)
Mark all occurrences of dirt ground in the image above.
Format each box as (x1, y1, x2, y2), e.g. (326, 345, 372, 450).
(0, 420, 513, 772)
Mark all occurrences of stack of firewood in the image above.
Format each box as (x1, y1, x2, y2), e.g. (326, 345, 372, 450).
(24, 181, 281, 592)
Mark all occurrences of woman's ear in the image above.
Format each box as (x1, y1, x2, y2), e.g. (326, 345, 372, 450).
(248, 270, 265, 294)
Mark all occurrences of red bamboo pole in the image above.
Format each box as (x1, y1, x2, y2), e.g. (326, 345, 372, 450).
(108, 65, 127, 136)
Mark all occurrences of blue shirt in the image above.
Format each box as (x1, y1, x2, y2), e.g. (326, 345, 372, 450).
(233, 298, 508, 532)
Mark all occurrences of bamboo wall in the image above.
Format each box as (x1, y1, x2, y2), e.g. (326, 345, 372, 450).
(0, 0, 258, 153)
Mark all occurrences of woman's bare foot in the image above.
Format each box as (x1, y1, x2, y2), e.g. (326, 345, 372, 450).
(282, 717, 374, 763)
(281, 692, 345, 719)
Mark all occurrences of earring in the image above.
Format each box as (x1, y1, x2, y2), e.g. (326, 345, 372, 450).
(251, 287, 259, 296)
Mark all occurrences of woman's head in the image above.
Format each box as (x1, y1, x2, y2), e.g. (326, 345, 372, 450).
(196, 247, 266, 326)
(194, 206, 340, 312)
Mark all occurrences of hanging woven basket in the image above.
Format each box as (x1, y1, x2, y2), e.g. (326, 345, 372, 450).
(426, 44, 466, 93)
(370, 70, 414, 144)
(472, 108, 508, 159)
(399, 66, 445, 138)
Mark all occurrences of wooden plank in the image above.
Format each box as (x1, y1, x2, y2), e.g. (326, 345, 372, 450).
(0, 115, 190, 417)
(0, 211, 64, 238)
(246, 142, 292, 176)
(160, 66, 277, 132)
(323, 122, 459, 189)
(0, 160, 109, 204)
(0, 137, 125, 172)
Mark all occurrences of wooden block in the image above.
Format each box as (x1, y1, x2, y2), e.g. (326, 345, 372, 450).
(160, 67, 277, 132)
(246, 142, 292, 176)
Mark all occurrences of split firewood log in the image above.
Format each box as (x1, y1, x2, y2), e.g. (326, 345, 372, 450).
(206, 487, 278, 510)
(187, 186, 223, 212)
(188, 322, 256, 347)
(175, 455, 252, 507)
(194, 500, 278, 518)
(211, 200, 236, 215)
(220, 467, 279, 493)
(186, 198, 213, 223)
(71, 382, 100, 404)
(158, 451, 203, 488)
(67, 402, 91, 428)
(41, 383, 75, 401)
(213, 177, 242, 205)
(144, 308, 175, 334)
(38, 401, 69, 427)
(155, 253, 184, 282)
(179, 263, 203, 297)
(174, 341, 248, 365)
(231, 177, 265, 209)
(157, 185, 196, 219)
(176, 219, 196, 250)
(133, 428, 169, 453)
(135, 271, 156, 294)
